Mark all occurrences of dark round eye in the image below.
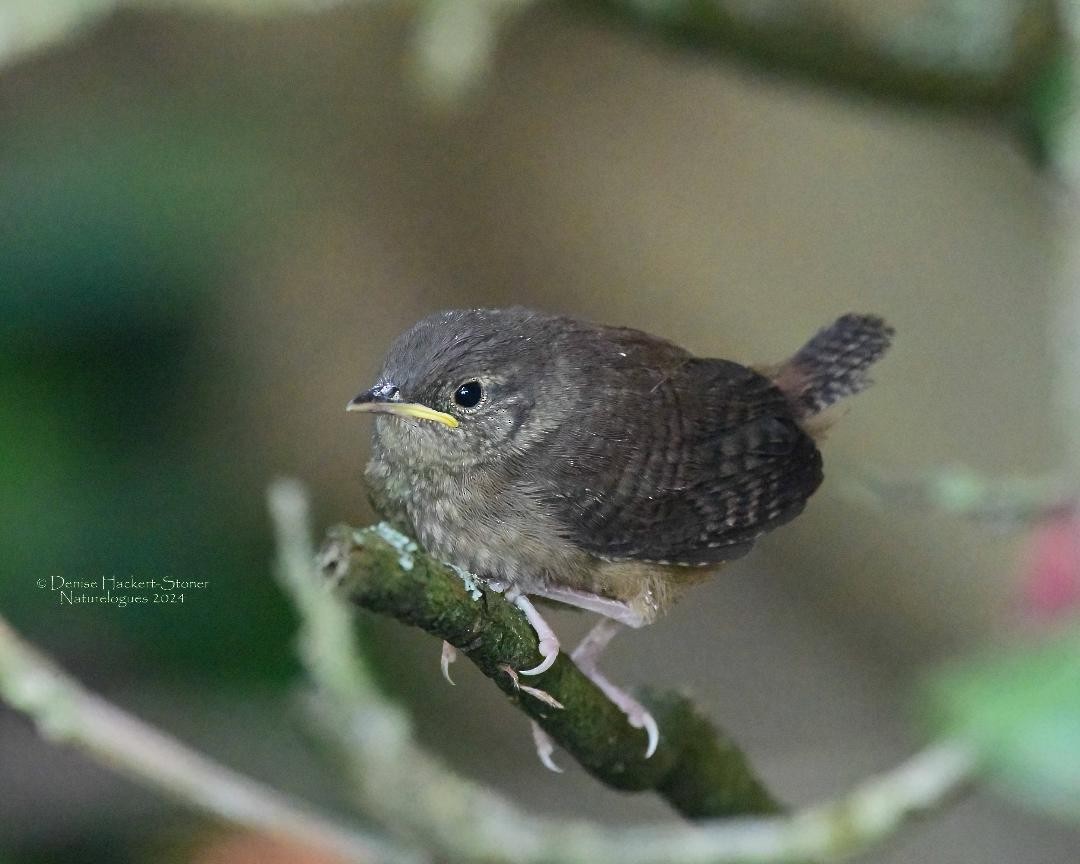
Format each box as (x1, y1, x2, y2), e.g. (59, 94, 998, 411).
(453, 380, 483, 408)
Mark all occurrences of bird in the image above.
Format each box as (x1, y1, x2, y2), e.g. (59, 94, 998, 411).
(347, 306, 893, 767)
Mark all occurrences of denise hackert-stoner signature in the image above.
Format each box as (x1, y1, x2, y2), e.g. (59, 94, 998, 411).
(37, 575, 209, 608)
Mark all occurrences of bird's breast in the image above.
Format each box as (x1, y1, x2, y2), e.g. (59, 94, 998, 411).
(365, 444, 592, 591)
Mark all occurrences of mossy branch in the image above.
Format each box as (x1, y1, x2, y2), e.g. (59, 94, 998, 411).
(311, 516, 978, 864)
(0, 481, 981, 864)
(319, 522, 777, 818)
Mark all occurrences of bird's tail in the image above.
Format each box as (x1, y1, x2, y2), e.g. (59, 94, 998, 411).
(771, 314, 894, 421)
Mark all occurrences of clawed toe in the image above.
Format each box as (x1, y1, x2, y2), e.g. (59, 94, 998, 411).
(520, 683, 563, 709)
(531, 721, 563, 773)
(440, 640, 457, 685)
(629, 706, 660, 759)
(570, 619, 659, 758)
(502, 663, 566, 772)
(509, 593, 561, 675)
(499, 664, 565, 710)
(594, 680, 659, 759)
(520, 636, 559, 675)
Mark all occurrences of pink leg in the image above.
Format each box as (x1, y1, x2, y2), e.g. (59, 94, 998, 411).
(571, 619, 660, 758)
(529, 585, 648, 628)
(526, 619, 660, 768)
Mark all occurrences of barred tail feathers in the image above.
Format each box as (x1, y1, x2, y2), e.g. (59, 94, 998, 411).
(773, 314, 893, 420)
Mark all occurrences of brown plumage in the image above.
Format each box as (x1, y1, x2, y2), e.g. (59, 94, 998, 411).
(353, 308, 891, 620)
(348, 307, 892, 759)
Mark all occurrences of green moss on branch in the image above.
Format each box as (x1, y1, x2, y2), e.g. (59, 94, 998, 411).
(319, 523, 780, 819)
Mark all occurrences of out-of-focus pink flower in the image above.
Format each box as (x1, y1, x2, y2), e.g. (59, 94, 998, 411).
(1021, 510, 1080, 621)
(192, 831, 352, 864)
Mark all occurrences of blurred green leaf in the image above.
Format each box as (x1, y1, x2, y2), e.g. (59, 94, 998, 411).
(927, 623, 1080, 823)
(0, 120, 291, 683)
(0, 127, 257, 342)
(1022, 43, 1075, 167)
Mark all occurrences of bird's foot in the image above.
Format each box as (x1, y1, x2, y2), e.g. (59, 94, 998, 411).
(583, 670, 660, 758)
(505, 591, 560, 675)
(440, 640, 457, 685)
(571, 618, 659, 758)
(500, 665, 564, 771)
(530, 721, 563, 773)
(499, 664, 564, 710)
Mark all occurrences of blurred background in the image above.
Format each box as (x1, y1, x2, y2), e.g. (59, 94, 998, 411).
(2, 1, 1080, 861)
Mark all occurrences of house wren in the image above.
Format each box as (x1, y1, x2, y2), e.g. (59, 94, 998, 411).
(348, 307, 892, 765)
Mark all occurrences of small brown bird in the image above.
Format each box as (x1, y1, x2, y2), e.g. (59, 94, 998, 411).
(348, 307, 892, 767)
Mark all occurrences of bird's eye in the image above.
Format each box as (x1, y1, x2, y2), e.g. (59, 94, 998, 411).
(453, 380, 483, 409)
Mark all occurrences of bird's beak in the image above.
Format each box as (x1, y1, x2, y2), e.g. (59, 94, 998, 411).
(346, 385, 459, 429)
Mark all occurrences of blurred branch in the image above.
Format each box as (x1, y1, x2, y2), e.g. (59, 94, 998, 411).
(843, 465, 1077, 528)
(571, 0, 1063, 114)
(271, 476, 979, 863)
(0, 613, 412, 864)
(0, 1, 1066, 144)
(1053, 5, 1080, 436)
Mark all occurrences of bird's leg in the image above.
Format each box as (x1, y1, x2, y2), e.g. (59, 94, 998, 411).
(436, 573, 560, 682)
(526, 587, 659, 757)
(571, 618, 660, 758)
(504, 589, 560, 675)
(525, 618, 660, 768)
(528, 585, 648, 628)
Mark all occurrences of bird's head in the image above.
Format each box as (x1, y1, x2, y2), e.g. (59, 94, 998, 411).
(348, 307, 566, 466)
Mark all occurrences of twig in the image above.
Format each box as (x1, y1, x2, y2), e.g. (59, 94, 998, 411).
(842, 465, 1077, 528)
(0, 480, 979, 864)
(270, 479, 978, 863)
(569, 0, 1060, 119)
(0, 614, 415, 864)
(0, 1, 1062, 149)
(316, 520, 779, 818)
